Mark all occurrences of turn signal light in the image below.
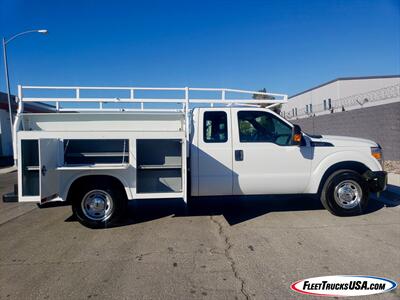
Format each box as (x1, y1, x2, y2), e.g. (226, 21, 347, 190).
(293, 134, 302, 143)
(371, 147, 382, 160)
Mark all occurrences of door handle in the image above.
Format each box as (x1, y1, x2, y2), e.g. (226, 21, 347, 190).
(235, 150, 244, 161)
(41, 165, 47, 176)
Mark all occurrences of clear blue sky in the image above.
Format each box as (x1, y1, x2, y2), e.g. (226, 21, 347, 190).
(1, 0, 399, 96)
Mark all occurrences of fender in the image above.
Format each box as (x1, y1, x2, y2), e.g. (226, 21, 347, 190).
(305, 150, 382, 194)
(60, 171, 133, 201)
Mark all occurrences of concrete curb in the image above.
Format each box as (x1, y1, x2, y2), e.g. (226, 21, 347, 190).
(0, 166, 17, 174)
(372, 173, 400, 204)
(388, 173, 400, 187)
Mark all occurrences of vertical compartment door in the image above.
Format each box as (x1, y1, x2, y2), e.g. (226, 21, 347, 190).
(39, 139, 60, 203)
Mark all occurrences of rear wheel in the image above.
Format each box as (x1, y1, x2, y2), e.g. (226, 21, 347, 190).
(321, 169, 369, 216)
(72, 180, 126, 228)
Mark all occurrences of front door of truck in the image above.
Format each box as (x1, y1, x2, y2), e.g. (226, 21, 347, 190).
(232, 108, 311, 195)
(196, 108, 233, 196)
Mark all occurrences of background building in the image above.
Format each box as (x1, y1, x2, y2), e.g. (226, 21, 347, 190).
(281, 75, 400, 160)
(0, 92, 53, 165)
(281, 75, 399, 119)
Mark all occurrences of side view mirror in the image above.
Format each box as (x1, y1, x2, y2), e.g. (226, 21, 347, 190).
(292, 124, 303, 145)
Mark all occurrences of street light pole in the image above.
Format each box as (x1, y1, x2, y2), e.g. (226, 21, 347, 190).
(2, 37, 13, 151)
(2, 29, 48, 160)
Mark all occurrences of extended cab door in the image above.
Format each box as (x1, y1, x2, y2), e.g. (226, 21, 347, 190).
(194, 108, 233, 196)
(232, 108, 311, 195)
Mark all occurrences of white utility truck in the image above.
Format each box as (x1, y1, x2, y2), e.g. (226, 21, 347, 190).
(6, 85, 386, 227)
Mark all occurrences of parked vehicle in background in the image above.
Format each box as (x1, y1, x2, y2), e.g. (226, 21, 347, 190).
(6, 85, 387, 227)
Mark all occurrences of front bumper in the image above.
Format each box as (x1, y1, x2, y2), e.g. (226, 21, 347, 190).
(363, 171, 387, 193)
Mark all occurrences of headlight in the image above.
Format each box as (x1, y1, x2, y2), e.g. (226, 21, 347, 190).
(371, 146, 383, 161)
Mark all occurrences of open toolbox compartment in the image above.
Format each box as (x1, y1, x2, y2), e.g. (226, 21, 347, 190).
(136, 139, 183, 193)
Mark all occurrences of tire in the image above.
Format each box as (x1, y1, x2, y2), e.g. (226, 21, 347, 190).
(71, 180, 126, 228)
(320, 169, 369, 216)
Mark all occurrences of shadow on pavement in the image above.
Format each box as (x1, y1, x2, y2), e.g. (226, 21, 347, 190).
(387, 184, 400, 196)
(371, 185, 400, 207)
(60, 193, 395, 228)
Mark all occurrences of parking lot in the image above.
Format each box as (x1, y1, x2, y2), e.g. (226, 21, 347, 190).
(0, 171, 399, 299)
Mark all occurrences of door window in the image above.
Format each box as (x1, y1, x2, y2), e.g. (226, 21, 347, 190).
(238, 111, 292, 145)
(203, 111, 228, 143)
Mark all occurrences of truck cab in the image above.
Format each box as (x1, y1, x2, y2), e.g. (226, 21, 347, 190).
(191, 107, 386, 214)
(191, 107, 311, 196)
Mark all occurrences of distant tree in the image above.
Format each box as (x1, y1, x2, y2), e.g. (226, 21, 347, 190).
(252, 88, 281, 114)
(252, 88, 275, 100)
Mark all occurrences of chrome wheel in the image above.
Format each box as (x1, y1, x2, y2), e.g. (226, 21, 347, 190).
(334, 180, 363, 209)
(81, 190, 114, 221)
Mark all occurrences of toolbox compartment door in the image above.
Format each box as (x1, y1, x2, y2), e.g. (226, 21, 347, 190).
(39, 139, 61, 203)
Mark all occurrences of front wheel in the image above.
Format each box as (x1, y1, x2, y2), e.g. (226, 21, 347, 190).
(321, 170, 369, 216)
(72, 181, 126, 228)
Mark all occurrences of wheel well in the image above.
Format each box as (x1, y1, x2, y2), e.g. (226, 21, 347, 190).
(317, 161, 370, 194)
(66, 175, 127, 203)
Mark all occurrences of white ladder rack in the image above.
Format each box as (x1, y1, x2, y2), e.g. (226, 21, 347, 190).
(16, 85, 287, 140)
(17, 85, 287, 113)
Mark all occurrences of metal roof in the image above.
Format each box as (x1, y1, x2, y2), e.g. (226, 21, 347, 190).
(0, 91, 54, 113)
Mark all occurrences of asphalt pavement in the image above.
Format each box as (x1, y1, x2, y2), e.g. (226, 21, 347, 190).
(0, 171, 399, 299)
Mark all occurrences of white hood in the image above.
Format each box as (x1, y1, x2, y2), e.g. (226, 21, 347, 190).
(313, 135, 378, 147)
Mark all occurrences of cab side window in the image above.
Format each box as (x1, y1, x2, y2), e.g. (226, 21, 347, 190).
(204, 111, 228, 143)
(238, 111, 292, 145)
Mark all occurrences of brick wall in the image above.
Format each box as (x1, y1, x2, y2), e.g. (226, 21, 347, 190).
(292, 102, 400, 160)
